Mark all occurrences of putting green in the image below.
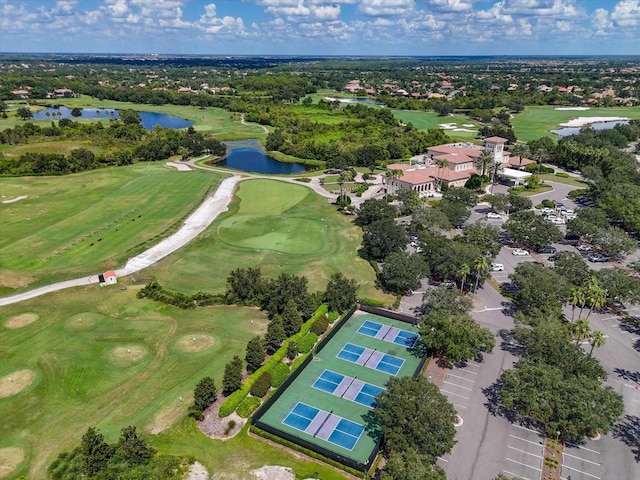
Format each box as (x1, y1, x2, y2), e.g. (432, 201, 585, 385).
(218, 215, 326, 254)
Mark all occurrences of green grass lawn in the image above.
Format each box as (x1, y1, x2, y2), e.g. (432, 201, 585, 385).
(391, 110, 480, 142)
(0, 286, 347, 480)
(540, 174, 589, 188)
(512, 105, 640, 142)
(0, 164, 224, 294)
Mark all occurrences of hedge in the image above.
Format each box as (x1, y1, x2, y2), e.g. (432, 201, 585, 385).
(327, 311, 339, 322)
(250, 372, 272, 398)
(237, 397, 262, 418)
(310, 316, 329, 335)
(218, 304, 329, 417)
(555, 172, 569, 178)
(358, 297, 386, 307)
(271, 362, 290, 388)
(297, 333, 318, 354)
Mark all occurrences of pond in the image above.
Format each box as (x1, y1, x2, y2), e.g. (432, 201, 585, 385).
(217, 140, 306, 174)
(323, 96, 384, 106)
(551, 119, 629, 137)
(32, 106, 193, 130)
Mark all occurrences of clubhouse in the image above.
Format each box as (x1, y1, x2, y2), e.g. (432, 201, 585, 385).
(384, 137, 534, 195)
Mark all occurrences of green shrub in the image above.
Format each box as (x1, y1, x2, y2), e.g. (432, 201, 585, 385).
(327, 311, 339, 322)
(310, 316, 329, 335)
(555, 172, 569, 178)
(567, 189, 585, 199)
(358, 297, 386, 307)
(224, 419, 236, 435)
(392, 294, 402, 309)
(541, 199, 555, 208)
(297, 333, 318, 354)
(250, 372, 272, 398)
(236, 397, 261, 418)
(271, 362, 290, 388)
(294, 177, 312, 183)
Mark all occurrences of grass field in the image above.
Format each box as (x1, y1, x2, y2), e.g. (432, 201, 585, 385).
(0, 164, 224, 294)
(511, 105, 640, 142)
(391, 110, 479, 142)
(145, 179, 386, 301)
(0, 286, 348, 480)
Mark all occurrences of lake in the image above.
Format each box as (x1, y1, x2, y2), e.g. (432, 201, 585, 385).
(551, 119, 629, 137)
(323, 96, 383, 106)
(32, 106, 193, 130)
(217, 142, 306, 174)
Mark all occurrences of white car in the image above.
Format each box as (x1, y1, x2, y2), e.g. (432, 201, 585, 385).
(550, 218, 566, 225)
(491, 263, 504, 271)
(577, 244, 592, 252)
(486, 212, 502, 219)
(540, 207, 554, 214)
(511, 248, 529, 256)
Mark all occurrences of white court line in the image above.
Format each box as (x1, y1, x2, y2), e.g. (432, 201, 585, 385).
(563, 452, 601, 466)
(504, 470, 534, 480)
(440, 389, 470, 400)
(443, 380, 473, 391)
(505, 458, 542, 472)
(513, 424, 542, 435)
(565, 443, 601, 455)
(448, 373, 477, 382)
(562, 464, 601, 479)
(508, 446, 544, 459)
(510, 435, 544, 447)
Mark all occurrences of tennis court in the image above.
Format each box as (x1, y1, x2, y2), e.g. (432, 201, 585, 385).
(252, 308, 425, 472)
(357, 319, 419, 347)
(312, 369, 385, 408)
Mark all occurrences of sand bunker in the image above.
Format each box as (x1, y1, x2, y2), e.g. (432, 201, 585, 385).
(5, 313, 39, 329)
(166, 161, 192, 171)
(0, 447, 25, 479)
(0, 369, 36, 398)
(110, 346, 148, 366)
(1, 195, 28, 204)
(555, 107, 590, 111)
(559, 116, 629, 128)
(251, 466, 295, 480)
(439, 123, 457, 129)
(453, 128, 475, 132)
(177, 334, 215, 353)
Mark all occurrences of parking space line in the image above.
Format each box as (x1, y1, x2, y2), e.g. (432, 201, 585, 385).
(513, 424, 542, 435)
(565, 443, 601, 455)
(466, 361, 481, 367)
(508, 445, 544, 459)
(453, 402, 467, 409)
(562, 464, 601, 479)
(510, 435, 544, 447)
(504, 470, 535, 480)
(562, 452, 601, 466)
(448, 373, 477, 382)
(443, 380, 473, 391)
(457, 368, 479, 375)
(506, 458, 542, 472)
(440, 389, 470, 400)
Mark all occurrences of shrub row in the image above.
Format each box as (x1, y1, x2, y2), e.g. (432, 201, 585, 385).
(218, 304, 329, 417)
(297, 333, 318, 354)
(136, 281, 225, 309)
(237, 397, 262, 418)
(271, 362, 290, 388)
(359, 297, 386, 307)
(555, 172, 570, 178)
(250, 372, 272, 398)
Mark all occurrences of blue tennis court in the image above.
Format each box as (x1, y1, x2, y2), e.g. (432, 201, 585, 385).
(282, 402, 365, 450)
(312, 369, 385, 408)
(337, 342, 405, 375)
(357, 320, 419, 347)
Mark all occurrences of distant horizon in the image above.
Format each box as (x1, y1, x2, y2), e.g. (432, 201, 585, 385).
(1, 1, 638, 56)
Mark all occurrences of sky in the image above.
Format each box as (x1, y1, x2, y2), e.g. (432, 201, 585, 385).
(1, 0, 639, 56)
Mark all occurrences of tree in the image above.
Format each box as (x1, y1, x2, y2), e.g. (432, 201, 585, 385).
(533, 147, 550, 176)
(395, 188, 421, 215)
(508, 262, 571, 318)
(411, 205, 451, 234)
(380, 448, 447, 480)
(434, 158, 449, 191)
(588, 330, 606, 356)
(71, 107, 82, 118)
(380, 251, 429, 295)
(375, 376, 457, 460)
(435, 199, 470, 228)
(80, 427, 113, 476)
(264, 316, 287, 354)
(474, 149, 494, 178)
(571, 318, 592, 345)
(503, 210, 562, 249)
(592, 226, 637, 256)
(245, 336, 266, 373)
(119, 109, 142, 125)
(420, 311, 495, 364)
(355, 198, 397, 226)
(222, 356, 243, 395)
(225, 267, 264, 304)
(114, 426, 156, 466)
(442, 187, 478, 207)
(261, 273, 314, 319)
(420, 287, 473, 316)
(595, 267, 640, 307)
(484, 193, 510, 213)
(511, 144, 530, 168)
(280, 299, 303, 337)
(362, 217, 408, 260)
(16, 106, 32, 120)
(192, 376, 217, 413)
(472, 256, 489, 293)
(324, 272, 358, 313)
(458, 263, 470, 293)
(554, 252, 591, 287)
(507, 193, 532, 213)
(286, 341, 298, 361)
(460, 222, 501, 257)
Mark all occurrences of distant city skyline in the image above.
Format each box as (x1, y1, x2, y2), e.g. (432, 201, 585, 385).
(1, 0, 639, 56)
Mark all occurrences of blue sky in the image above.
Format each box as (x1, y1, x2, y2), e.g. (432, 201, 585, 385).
(1, 0, 639, 55)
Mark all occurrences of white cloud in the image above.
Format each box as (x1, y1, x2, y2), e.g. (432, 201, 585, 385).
(427, 0, 474, 13)
(591, 7, 612, 36)
(611, 0, 640, 26)
(105, 0, 129, 17)
(358, 0, 415, 16)
(501, 0, 584, 19)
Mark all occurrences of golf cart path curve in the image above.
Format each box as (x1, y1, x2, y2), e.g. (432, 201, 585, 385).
(0, 175, 241, 307)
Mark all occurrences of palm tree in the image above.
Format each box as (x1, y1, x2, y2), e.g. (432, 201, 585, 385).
(434, 158, 449, 191)
(385, 168, 402, 195)
(489, 160, 503, 193)
(511, 144, 530, 168)
(533, 148, 549, 177)
(588, 330, 606, 356)
(570, 286, 586, 323)
(474, 150, 493, 178)
(585, 281, 607, 320)
(473, 256, 489, 294)
(459, 263, 470, 294)
(571, 318, 591, 345)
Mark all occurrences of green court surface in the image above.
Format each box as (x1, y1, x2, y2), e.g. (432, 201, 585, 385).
(255, 310, 424, 470)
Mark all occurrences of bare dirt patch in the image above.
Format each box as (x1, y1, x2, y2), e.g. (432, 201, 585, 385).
(1, 195, 28, 204)
(0, 447, 25, 479)
(109, 346, 148, 366)
(5, 313, 39, 329)
(147, 393, 193, 434)
(198, 393, 247, 441)
(184, 461, 209, 480)
(250, 466, 295, 480)
(166, 161, 192, 171)
(0, 271, 36, 289)
(177, 334, 215, 353)
(0, 369, 36, 398)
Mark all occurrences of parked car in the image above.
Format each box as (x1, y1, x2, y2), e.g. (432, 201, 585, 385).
(498, 234, 515, 245)
(548, 254, 558, 262)
(564, 234, 581, 245)
(540, 207, 554, 214)
(577, 244, 592, 252)
(486, 212, 502, 219)
(491, 263, 504, 271)
(431, 278, 456, 289)
(537, 246, 557, 254)
(550, 218, 566, 225)
(511, 248, 529, 256)
(588, 254, 610, 263)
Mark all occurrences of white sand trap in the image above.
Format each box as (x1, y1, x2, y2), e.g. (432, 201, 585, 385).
(439, 123, 457, 129)
(453, 128, 475, 132)
(2, 195, 28, 204)
(166, 161, 192, 171)
(5, 313, 39, 329)
(185, 462, 209, 480)
(251, 466, 295, 480)
(555, 107, 590, 111)
(0, 447, 25, 479)
(559, 116, 629, 128)
(177, 334, 215, 353)
(110, 346, 148, 366)
(463, 124, 476, 127)
(0, 369, 36, 398)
